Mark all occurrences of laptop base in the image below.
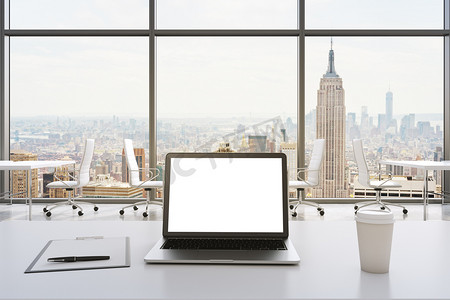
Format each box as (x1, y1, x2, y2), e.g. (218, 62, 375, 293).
(144, 237, 300, 265)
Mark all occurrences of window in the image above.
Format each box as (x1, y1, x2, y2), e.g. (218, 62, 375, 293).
(306, 0, 443, 29)
(305, 37, 443, 199)
(1, 1, 448, 203)
(9, 37, 149, 198)
(9, 0, 149, 29)
(156, 0, 297, 29)
(156, 37, 297, 160)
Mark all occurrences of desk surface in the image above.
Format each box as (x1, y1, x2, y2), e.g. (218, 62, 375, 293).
(0, 160, 75, 170)
(380, 160, 450, 170)
(1, 220, 450, 300)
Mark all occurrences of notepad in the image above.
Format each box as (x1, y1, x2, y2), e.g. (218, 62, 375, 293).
(25, 236, 130, 273)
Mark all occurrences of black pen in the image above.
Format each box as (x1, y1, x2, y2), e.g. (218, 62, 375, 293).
(47, 256, 110, 262)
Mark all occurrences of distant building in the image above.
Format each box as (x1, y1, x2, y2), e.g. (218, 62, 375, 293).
(400, 114, 415, 140)
(314, 40, 348, 198)
(378, 113, 386, 131)
(248, 136, 267, 153)
(360, 106, 369, 135)
(280, 142, 297, 198)
(239, 134, 249, 152)
(10, 151, 39, 198)
(417, 121, 432, 137)
(280, 142, 297, 180)
(42, 173, 53, 198)
(216, 142, 235, 152)
(82, 175, 142, 198)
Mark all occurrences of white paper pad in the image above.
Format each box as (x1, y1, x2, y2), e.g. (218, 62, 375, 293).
(25, 236, 130, 273)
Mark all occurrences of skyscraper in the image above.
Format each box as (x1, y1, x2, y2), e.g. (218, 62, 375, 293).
(314, 40, 348, 198)
(385, 90, 393, 125)
(10, 151, 39, 198)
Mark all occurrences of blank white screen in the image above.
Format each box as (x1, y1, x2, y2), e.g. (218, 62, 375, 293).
(167, 157, 284, 233)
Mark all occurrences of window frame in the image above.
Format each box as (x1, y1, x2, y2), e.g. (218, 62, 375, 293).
(0, 0, 448, 202)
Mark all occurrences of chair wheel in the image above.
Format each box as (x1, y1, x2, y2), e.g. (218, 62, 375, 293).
(72, 205, 77, 209)
(133, 206, 138, 211)
(319, 210, 325, 216)
(46, 211, 51, 217)
(43, 207, 48, 212)
(289, 205, 294, 209)
(292, 212, 297, 217)
(143, 212, 148, 217)
(119, 209, 124, 215)
(78, 211, 84, 216)
(354, 205, 358, 210)
(381, 206, 386, 210)
(94, 206, 99, 211)
(403, 209, 408, 214)
(317, 207, 322, 211)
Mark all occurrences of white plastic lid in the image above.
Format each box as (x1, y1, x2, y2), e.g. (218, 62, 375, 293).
(355, 210, 394, 224)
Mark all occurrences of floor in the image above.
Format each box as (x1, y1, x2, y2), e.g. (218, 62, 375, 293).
(1, 201, 449, 222)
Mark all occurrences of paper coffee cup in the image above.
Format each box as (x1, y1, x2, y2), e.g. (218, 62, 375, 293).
(355, 210, 394, 274)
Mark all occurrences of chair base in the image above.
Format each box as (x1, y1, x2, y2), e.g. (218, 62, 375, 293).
(354, 189, 408, 215)
(43, 190, 98, 217)
(289, 188, 324, 217)
(119, 189, 162, 218)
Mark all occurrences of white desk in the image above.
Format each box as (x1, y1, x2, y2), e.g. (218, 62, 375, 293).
(0, 160, 75, 220)
(1, 220, 450, 300)
(379, 160, 450, 220)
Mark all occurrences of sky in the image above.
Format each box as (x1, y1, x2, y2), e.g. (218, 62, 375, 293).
(8, 0, 445, 122)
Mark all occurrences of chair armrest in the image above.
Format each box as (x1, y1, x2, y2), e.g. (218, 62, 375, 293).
(369, 169, 393, 180)
(53, 174, 72, 188)
(67, 173, 77, 181)
(138, 167, 161, 181)
(288, 167, 308, 181)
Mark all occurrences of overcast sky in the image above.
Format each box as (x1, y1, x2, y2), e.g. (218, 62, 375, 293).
(8, 0, 444, 121)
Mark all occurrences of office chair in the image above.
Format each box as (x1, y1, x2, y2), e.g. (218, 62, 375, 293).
(119, 139, 163, 218)
(352, 139, 408, 214)
(289, 139, 325, 217)
(44, 139, 97, 217)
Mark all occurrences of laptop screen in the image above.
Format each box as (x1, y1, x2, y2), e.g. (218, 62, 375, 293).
(163, 153, 288, 237)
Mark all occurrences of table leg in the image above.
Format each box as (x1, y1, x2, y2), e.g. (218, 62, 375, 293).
(423, 170, 428, 221)
(28, 169, 32, 221)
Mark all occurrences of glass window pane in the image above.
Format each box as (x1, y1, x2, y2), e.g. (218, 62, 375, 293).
(306, 37, 443, 200)
(10, 37, 149, 198)
(10, 0, 149, 29)
(306, 0, 443, 29)
(156, 0, 297, 29)
(157, 37, 297, 171)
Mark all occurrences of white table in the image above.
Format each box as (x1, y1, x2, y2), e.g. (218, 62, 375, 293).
(1, 220, 450, 300)
(0, 160, 75, 220)
(379, 160, 450, 221)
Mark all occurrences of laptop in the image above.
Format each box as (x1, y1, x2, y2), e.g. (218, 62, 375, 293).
(144, 152, 300, 264)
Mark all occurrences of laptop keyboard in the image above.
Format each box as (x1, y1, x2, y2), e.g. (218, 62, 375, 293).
(161, 238, 287, 250)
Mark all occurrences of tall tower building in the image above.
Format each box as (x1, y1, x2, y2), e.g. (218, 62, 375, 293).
(386, 90, 393, 125)
(10, 151, 39, 198)
(314, 40, 348, 198)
